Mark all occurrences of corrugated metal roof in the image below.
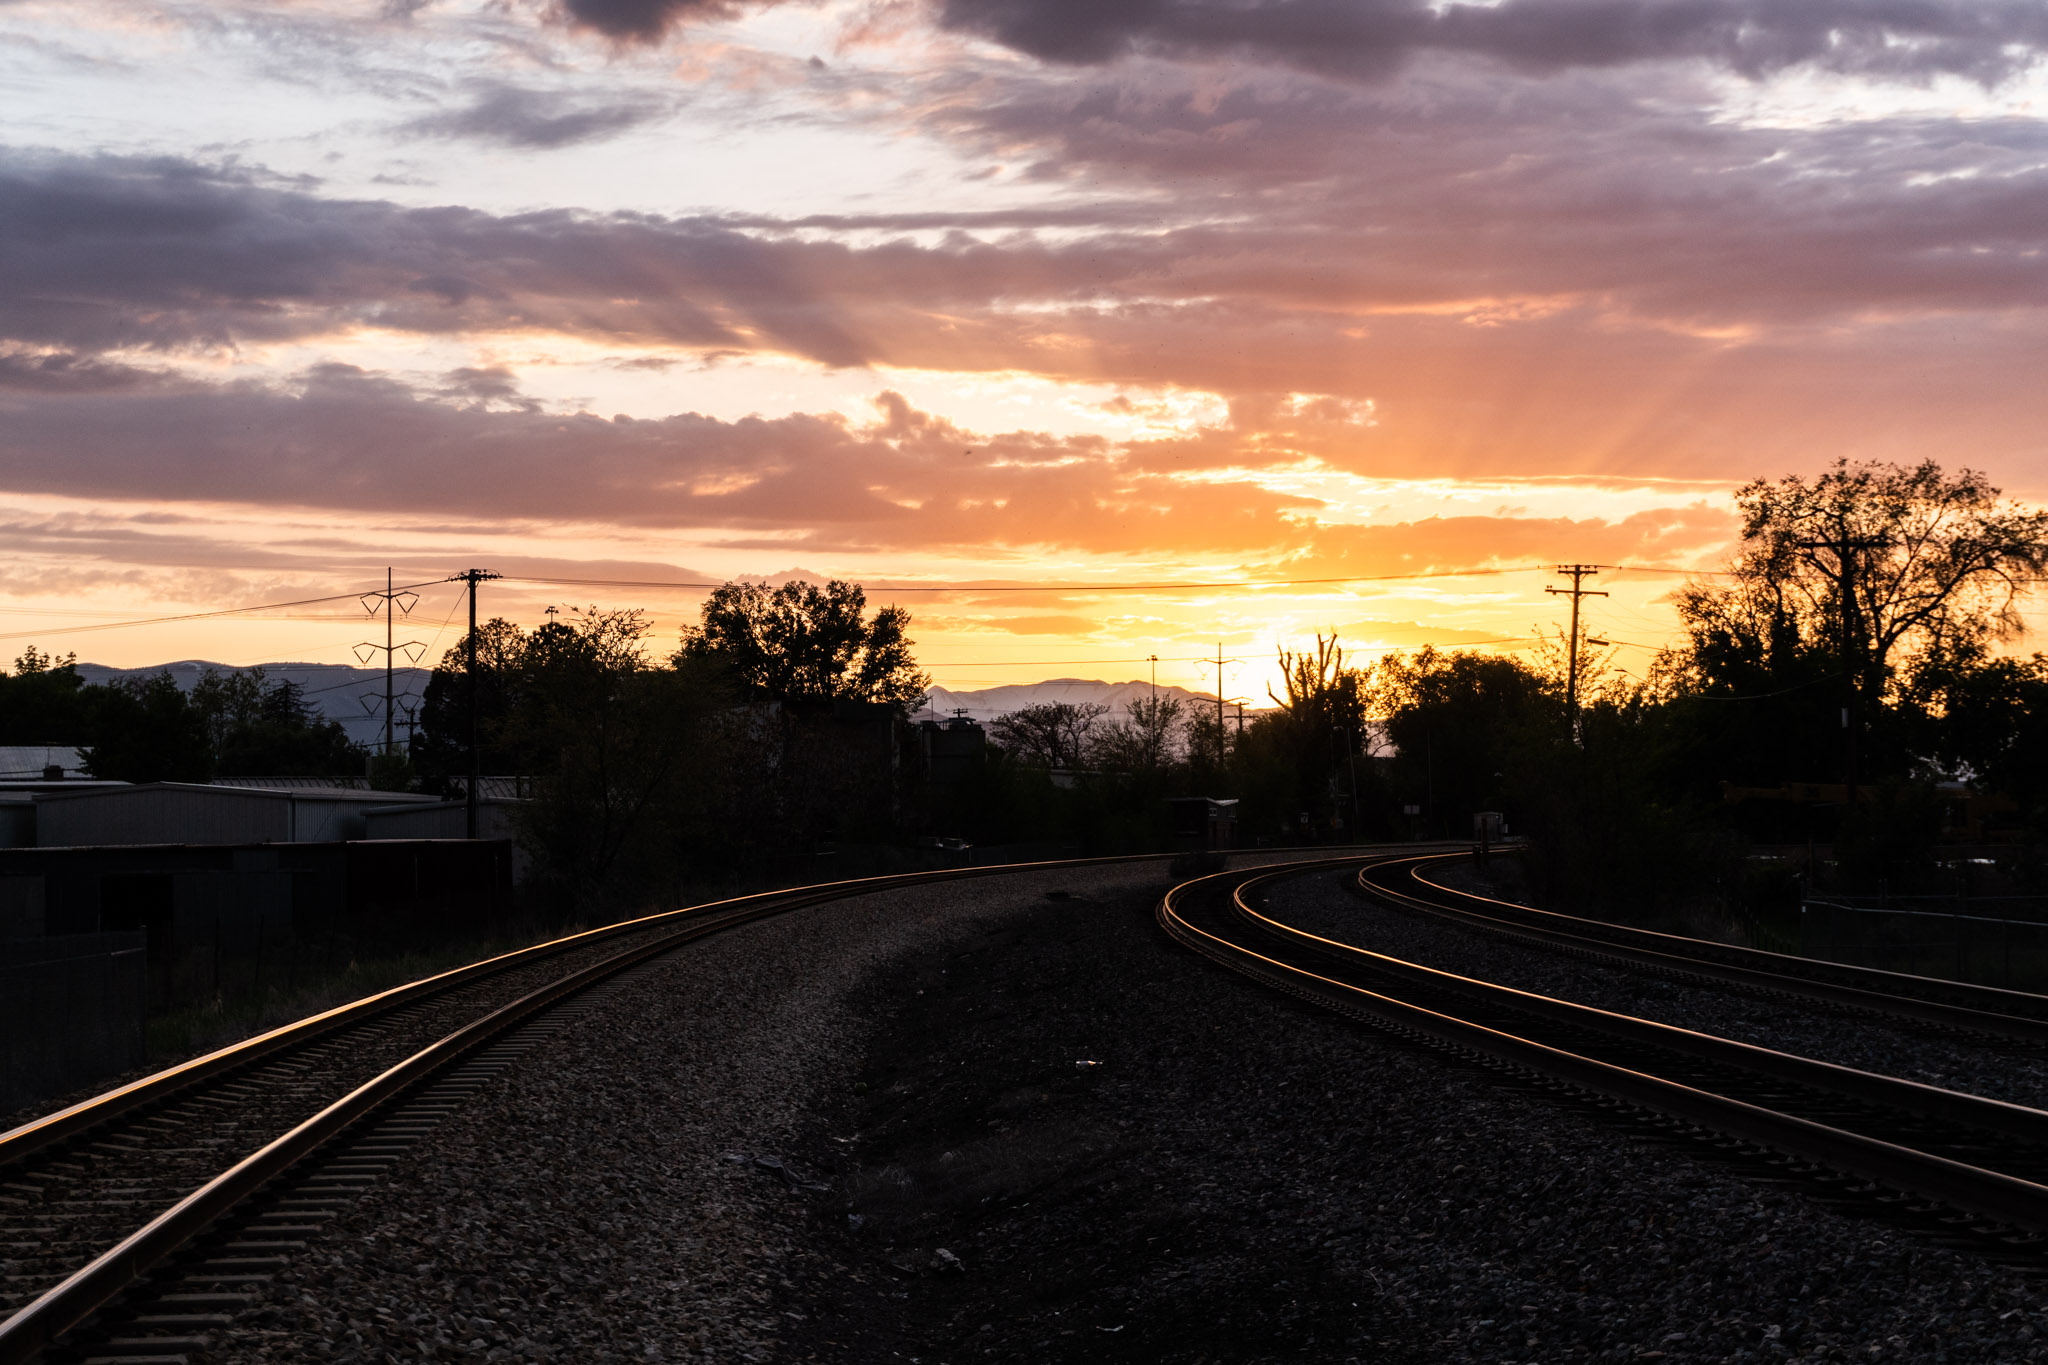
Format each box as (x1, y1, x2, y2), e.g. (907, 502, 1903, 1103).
(31, 782, 434, 847)
(34, 781, 427, 805)
(210, 775, 532, 798)
(0, 746, 85, 780)
(212, 775, 371, 790)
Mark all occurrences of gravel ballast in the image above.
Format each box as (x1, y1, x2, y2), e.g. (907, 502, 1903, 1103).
(198, 857, 2048, 1364)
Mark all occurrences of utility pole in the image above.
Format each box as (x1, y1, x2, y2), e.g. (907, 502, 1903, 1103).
(1335, 723, 1363, 843)
(1546, 564, 1608, 743)
(450, 568, 501, 838)
(1796, 532, 1890, 812)
(1148, 654, 1158, 700)
(357, 569, 421, 757)
(1210, 644, 1238, 770)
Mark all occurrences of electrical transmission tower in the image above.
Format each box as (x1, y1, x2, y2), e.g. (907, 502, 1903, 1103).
(448, 568, 501, 838)
(1546, 564, 1608, 742)
(357, 568, 422, 757)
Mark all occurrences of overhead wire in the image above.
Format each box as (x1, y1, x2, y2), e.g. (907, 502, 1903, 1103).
(1604, 563, 1737, 578)
(501, 566, 1550, 594)
(1673, 672, 1847, 703)
(0, 579, 447, 645)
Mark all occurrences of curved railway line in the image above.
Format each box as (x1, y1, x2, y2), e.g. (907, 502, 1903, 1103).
(1161, 852, 2048, 1266)
(19, 842, 2048, 1361)
(0, 851, 1259, 1365)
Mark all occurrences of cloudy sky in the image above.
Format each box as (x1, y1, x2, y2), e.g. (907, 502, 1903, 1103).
(4, 0, 2046, 698)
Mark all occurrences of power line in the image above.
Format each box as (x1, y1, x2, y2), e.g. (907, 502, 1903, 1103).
(1676, 672, 1847, 703)
(922, 654, 1218, 668)
(501, 566, 1549, 595)
(1603, 563, 1738, 578)
(298, 666, 432, 699)
(919, 635, 1537, 679)
(0, 580, 447, 644)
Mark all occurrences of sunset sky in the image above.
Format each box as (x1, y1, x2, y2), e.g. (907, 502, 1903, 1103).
(4, 0, 2047, 703)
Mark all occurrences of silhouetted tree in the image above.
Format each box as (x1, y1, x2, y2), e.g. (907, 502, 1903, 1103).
(82, 673, 212, 782)
(1664, 458, 2048, 789)
(1375, 646, 1554, 840)
(412, 617, 528, 794)
(679, 579, 929, 714)
(988, 701, 1108, 768)
(1919, 651, 2048, 815)
(1091, 695, 1184, 777)
(192, 667, 364, 777)
(0, 647, 93, 745)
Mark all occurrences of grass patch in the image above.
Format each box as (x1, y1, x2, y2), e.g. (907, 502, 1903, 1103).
(143, 921, 596, 1063)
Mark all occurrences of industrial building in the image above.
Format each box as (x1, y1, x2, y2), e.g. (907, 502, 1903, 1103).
(32, 781, 436, 848)
(0, 839, 513, 944)
(0, 772, 530, 1114)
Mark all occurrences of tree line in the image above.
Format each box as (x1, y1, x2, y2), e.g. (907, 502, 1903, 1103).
(0, 650, 363, 781)
(948, 458, 2048, 920)
(400, 580, 932, 910)
(4, 458, 2041, 923)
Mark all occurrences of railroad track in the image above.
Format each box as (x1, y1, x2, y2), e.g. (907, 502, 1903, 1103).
(1359, 850, 2048, 1043)
(1161, 855, 2048, 1263)
(2, 850, 1262, 1365)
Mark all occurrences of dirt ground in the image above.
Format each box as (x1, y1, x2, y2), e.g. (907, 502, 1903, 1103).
(767, 874, 2046, 1365)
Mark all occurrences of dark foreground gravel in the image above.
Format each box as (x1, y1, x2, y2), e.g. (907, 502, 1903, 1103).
(201, 857, 2048, 1365)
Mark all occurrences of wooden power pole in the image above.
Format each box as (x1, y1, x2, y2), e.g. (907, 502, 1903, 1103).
(1547, 564, 1608, 742)
(451, 568, 500, 838)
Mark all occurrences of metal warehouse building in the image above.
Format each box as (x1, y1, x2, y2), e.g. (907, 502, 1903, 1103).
(34, 782, 436, 848)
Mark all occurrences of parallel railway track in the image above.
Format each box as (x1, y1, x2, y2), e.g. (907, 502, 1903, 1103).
(1361, 851, 2048, 1043)
(1161, 854, 2048, 1262)
(28, 840, 2014, 1361)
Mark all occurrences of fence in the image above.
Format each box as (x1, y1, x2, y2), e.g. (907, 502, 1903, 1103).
(1800, 896, 2048, 990)
(1, 932, 147, 1115)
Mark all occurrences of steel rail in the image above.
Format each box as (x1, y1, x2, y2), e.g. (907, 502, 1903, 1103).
(1359, 852, 2048, 1043)
(4, 841, 1462, 1171)
(1238, 866, 2048, 1148)
(0, 889, 770, 1364)
(1404, 851, 2048, 1019)
(0, 853, 1156, 1363)
(0, 852, 1185, 1170)
(1159, 860, 2048, 1239)
(0, 844, 1425, 1362)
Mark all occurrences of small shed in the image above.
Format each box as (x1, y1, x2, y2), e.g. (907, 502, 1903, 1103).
(364, 799, 529, 883)
(1166, 796, 1239, 852)
(33, 782, 436, 848)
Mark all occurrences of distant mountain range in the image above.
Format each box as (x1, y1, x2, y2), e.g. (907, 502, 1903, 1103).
(913, 679, 1254, 723)
(70, 663, 1254, 744)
